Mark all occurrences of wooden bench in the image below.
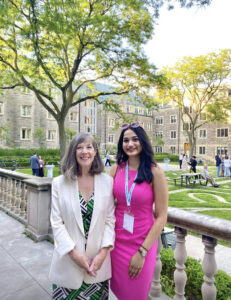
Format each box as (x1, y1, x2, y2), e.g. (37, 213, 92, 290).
(173, 177, 182, 185)
(192, 178, 208, 187)
(199, 178, 208, 186)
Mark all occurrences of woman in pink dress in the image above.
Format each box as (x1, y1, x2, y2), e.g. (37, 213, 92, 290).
(110, 122, 168, 300)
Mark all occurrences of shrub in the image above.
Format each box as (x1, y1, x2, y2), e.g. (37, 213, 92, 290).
(215, 270, 231, 300)
(154, 153, 179, 162)
(160, 248, 231, 300)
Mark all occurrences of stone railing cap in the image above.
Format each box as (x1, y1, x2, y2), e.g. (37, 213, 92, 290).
(0, 168, 32, 180)
(167, 207, 231, 242)
(24, 177, 53, 189)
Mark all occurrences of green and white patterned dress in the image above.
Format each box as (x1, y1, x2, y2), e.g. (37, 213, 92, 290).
(52, 192, 109, 300)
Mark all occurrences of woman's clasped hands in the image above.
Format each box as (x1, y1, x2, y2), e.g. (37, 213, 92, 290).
(69, 247, 108, 277)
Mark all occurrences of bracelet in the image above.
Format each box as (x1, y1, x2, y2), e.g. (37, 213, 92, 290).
(141, 245, 149, 252)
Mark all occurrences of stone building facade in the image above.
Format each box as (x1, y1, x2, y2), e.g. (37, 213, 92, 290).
(0, 89, 230, 162)
(98, 102, 153, 153)
(0, 89, 154, 154)
(152, 105, 231, 162)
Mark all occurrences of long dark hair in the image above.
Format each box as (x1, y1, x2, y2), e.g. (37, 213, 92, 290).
(116, 126, 156, 183)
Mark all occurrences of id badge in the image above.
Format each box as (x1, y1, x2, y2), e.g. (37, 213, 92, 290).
(123, 211, 134, 234)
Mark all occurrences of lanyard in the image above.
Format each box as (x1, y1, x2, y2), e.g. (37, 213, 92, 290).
(125, 162, 138, 210)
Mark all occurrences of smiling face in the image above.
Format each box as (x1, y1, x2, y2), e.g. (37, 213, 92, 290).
(76, 139, 96, 170)
(122, 129, 142, 158)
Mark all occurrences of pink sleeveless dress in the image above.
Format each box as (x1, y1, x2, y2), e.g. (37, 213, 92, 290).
(110, 163, 158, 300)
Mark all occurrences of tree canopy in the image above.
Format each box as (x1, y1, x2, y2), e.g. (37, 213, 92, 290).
(0, 0, 212, 156)
(155, 49, 231, 156)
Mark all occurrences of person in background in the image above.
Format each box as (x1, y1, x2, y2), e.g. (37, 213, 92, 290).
(109, 122, 168, 300)
(189, 156, 193, 165)
(38, 155, 45, 177)
(220, 155, 225, 177)
(229, 155, 231, 175)
(224, 155, 231, 177)
(30, 152, 39, 176)
(190, 155, 197, 173)
(179, 153, 183, 169)
(182, 154, 188, 170)
(105, 152, 111, 166)
(49, 133, 115, 300)
(201, 164, 219, 187)
(216, 154, 222, 177)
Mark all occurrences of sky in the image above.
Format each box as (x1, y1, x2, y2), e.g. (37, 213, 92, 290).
(144, 0, 231, 70)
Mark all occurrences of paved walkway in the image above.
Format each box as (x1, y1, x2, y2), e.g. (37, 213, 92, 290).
(1, 210, 230, 300)
(0, 210, 172, 300)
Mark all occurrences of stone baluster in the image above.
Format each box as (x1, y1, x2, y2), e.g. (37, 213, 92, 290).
(24, 185, 28, 220)
(20, 182, 27, 218)
(0, 176, 3, 204)
(11, 179, 17, 212)
(2, 177, 6, 206)
(8, 178, 13, 210)
(2, 177, 7, 206)
(5, 178, 11, 208)
(201, 235, 217, 300)
(150, 235, 163, 297)
(17, 180, 23, 216)
(174, 227, 187, 300)
(14, 180, 21, 214)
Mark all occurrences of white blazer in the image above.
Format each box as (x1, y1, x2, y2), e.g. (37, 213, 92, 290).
(49, 173, 115, 290)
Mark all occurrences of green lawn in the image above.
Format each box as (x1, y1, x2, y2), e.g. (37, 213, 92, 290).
(18, 167, 60, 178)
(197, 210, 231, 221)
(17, 167, 231, 224)
(167, 169, 231, 247)
(166, 168, 231, 219)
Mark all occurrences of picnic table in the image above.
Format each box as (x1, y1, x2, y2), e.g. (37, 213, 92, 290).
(174, 172, 207, 187)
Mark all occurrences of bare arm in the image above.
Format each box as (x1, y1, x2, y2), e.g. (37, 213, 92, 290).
(109, 163, 118, 178)
(141, 165, 168, 250)
(129, 165, 168, 278)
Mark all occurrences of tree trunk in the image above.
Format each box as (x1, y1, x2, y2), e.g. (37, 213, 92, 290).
(188, 132, 196, 157)
(57, 119, 67, 159)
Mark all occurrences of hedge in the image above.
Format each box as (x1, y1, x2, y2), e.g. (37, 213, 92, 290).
(154, 153, 179, 162)
(161, 248, 231, 300)
(0, 148, 60, 157)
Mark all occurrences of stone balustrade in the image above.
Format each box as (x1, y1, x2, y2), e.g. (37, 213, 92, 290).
(0, 169, 231, 300)
(0, 169, 32, 224)
(151, 207, 231, 300)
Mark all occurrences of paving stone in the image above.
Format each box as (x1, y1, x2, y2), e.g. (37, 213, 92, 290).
(0, 263, 35, 298)
(4, 283, 50, 300)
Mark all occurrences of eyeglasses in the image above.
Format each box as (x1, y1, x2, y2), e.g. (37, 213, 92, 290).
(121, 122, 140, 130)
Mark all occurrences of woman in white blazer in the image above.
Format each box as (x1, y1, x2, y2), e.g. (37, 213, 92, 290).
(49, 133, 115, 300)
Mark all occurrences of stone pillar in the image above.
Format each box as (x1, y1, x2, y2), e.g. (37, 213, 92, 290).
(24, 177, 52, 241)
(201, 235, 217, 300)
(150, 235, 162, 297)
(174, 227, 187, 300)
